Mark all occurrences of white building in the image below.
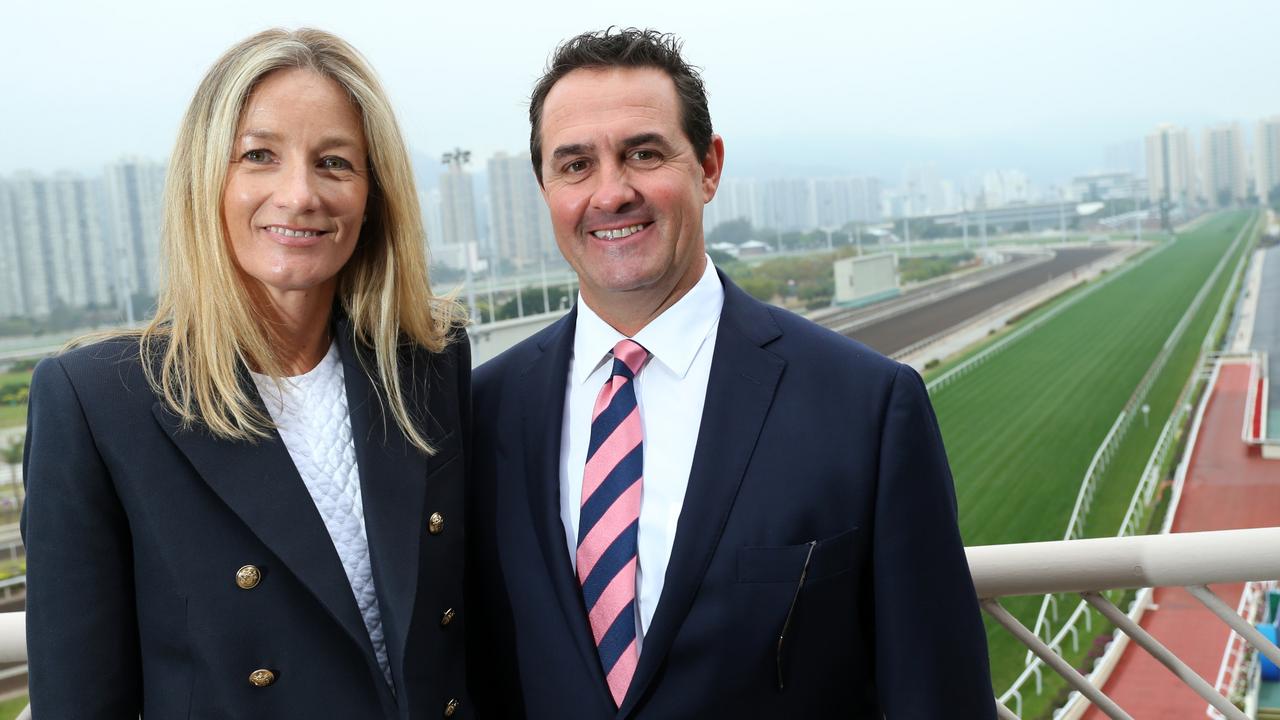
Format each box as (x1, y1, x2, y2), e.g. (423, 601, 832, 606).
(704, 177, 765, 231)
(487, 152, 554, 272)
(105, 157, 166, 301)
(981, 170, 1031, 208)
(1145, 124, 1197, 212)
(438, 164, 481, 271)
(1255, 116, 1280, 206)
(0, 177, 28, 317)
(0, 172, 113, 317)
(1070, 172, 1142, 203)
(1200, 123, 1248, 207)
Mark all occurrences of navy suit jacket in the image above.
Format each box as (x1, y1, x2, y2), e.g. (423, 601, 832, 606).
(469, 271, 995, 718)
(22, 319, 472, 719)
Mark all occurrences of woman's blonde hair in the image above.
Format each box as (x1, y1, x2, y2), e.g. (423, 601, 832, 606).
(141, 27, 459, 453)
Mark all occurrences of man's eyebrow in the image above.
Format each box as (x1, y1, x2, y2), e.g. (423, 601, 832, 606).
(622, 132, 671, 149)
(552, 142, 594, 159)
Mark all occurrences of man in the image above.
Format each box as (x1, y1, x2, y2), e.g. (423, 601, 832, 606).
(469, 28, 995, 719)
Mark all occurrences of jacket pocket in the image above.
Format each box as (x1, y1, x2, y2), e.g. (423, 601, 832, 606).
(736, 526, 861, 583)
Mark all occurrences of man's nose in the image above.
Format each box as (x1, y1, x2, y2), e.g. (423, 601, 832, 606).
(591, 166, 639, 214)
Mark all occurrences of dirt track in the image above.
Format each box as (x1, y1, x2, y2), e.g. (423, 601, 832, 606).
(845, 247, 1113, 355)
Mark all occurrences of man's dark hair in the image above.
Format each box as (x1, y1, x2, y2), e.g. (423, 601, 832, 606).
(529, 27, 713, 183)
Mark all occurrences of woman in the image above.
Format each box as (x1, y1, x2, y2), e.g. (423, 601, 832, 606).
(22, 29, 470, 718)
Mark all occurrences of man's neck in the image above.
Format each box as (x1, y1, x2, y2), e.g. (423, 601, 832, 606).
(585, 255, 707, 337)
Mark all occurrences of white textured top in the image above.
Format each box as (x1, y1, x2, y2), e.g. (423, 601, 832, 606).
(251, 341, 392, 686)
(560, 256, 724, 652)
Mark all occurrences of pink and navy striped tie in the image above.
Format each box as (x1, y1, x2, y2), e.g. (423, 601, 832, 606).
(577, 339, 649, 707)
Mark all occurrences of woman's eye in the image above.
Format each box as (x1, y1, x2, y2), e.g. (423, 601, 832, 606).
(242, 149, 272, 163)
(322, 156, 353, 171)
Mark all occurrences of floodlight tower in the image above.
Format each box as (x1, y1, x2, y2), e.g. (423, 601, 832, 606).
(442, 148, 478, 323)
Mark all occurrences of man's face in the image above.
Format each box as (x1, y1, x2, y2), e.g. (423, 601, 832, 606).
(538, 67, 723, 314)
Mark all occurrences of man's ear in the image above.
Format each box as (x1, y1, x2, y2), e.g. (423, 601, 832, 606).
(701, 134, 725, 203)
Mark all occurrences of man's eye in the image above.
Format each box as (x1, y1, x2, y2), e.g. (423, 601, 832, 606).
(241, 149, 272, 163)
(322, 156, 353, 171)
(566, 160, 589, 174)
(631, 150, 658, 162)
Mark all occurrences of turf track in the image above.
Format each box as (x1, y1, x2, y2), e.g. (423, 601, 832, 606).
(927, 211, 1253, 697)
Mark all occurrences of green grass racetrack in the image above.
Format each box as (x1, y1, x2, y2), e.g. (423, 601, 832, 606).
(929, 210, 1255, 711)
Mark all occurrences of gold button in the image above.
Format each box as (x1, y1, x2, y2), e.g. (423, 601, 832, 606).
(248, 668, 276, 687)
(428, 512, 445, 535)
(444, 698, 459, 717)
(440, 608, 456, 626)
(236, 565, 262, 590)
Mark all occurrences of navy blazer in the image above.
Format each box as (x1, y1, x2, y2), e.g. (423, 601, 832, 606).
(22, 319, 472, 719)
(469, 271, 994, 718)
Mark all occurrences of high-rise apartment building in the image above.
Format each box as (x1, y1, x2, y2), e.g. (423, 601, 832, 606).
(1200, 123, 1248, 207)
(0, 178, 25, 318)
(486, 152, 553, 272)
(105, 157, 166, 301)
(981, 170, 1031, 208)
(0, 172, 113, 317)
(704, 178, 764, 231)
(1255, 116, 1280, 206)
(1145, 124, 1197, 212)
(437, 163, 481, 271)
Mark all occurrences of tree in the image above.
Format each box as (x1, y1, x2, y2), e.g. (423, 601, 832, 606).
(706, 218, 754, 246)
(1, 436, 22, 514)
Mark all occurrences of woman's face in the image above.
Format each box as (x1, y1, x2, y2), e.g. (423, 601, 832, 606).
(223, 67, 369, 306)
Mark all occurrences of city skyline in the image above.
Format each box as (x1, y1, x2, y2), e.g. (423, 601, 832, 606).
(5, 0, 1276, 183)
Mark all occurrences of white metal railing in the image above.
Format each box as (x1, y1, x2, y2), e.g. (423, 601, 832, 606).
(1207, 579, 1275, 719)
(970, 527, 1280, 720)
(1243, 352, 1270, 444)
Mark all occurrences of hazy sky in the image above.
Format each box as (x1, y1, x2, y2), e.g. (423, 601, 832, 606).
(5, 0, 1274, 184)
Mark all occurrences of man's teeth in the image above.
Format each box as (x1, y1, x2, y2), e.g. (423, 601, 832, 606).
(592, 224, 647, 240)
(268, 226, 321, 238)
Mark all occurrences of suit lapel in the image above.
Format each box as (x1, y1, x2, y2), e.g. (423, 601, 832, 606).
(335, 322, 431, 688)
(519, 308, 615, 705)
(151, 377, 377, 666)
(619, 274, 785, 716)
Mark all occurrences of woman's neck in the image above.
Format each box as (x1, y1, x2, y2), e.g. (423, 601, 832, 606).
(258, 280, 338, 376)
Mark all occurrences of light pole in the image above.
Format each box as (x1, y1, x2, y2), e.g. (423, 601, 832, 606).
(1058, 186, 1067, 243)
(441, 148, 477, 324)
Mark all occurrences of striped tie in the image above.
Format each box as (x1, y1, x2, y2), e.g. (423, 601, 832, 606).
(577, 338, 649, 707)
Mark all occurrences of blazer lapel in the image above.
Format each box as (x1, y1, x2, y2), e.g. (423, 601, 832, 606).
(619, 274, 785, 716)
(151, 382, 377, 666)
(519, 308, 615, 705)
(335, 323, 431, 687)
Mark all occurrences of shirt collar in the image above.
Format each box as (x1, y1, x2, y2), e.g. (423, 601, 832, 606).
(572, 255, 724, 386)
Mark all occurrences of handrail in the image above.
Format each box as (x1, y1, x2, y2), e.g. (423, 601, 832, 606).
(967, 527, 1280, 598)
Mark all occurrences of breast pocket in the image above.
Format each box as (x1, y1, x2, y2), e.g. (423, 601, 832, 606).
(736, 526, 861, 584)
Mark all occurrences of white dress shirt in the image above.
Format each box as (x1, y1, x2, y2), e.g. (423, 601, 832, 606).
(560, 257, 724, 652)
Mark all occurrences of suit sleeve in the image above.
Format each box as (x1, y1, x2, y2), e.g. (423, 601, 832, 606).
(872, 364, 995, 718)
(21, 357, 142, 717)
